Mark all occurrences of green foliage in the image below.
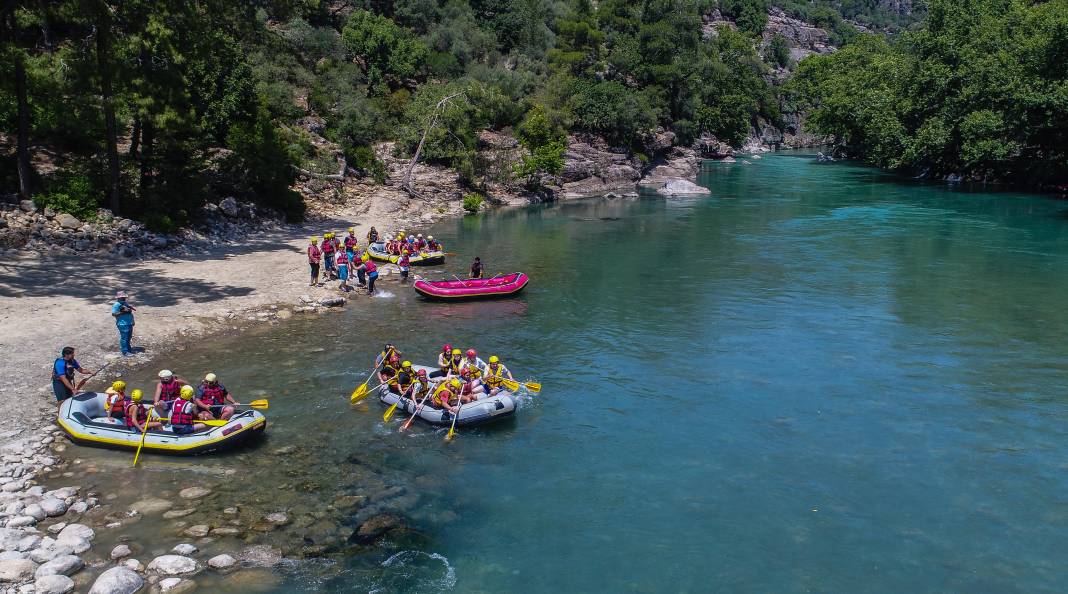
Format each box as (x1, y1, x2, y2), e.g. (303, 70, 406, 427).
(765, 34, 791, 68)
(462, 192, 484, 213)
(568, 80, 658, 148)
(226, 114, 305, 221)
(34, 166, 101, 221)
(790, 0, 1068, 184)
(342, 9, 429, 92)
(345, 145, 388, 184)
(514, 105, 566, 188)
(719, 0, 768, 36)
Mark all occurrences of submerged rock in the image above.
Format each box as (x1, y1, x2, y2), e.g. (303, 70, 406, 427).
(130, 498, 171, 515)
(350, 514, 404, 544)
(178, 487, 211, 500)
(207, 554, 236, 570)
(172, 544, 197, 556)
(237, 545, 282, 567)
(655, 178, 711, 196)
(221, 569, 279, 592)
(146, 554, 198, 576)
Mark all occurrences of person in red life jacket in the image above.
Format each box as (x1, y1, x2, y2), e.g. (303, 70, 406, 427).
(153, 369, 187, 417)
(413, 234, 426, 251)
(194, 373, 240, 421)
(426, 235, 441, 251)
(344, 228, 358, 261)
(355, 254, 378, 295)
(307, 237, 322, 287)
(322, 232, 337, 280)
(398, 250, 411, 281)
(336, 249, 351, 292)
(431, 343, 453, 378)
(125, 389, 161, 433)
(171, 385, 207, 435)
(105, 380, 129, 421)
(457, 367, 482, 402)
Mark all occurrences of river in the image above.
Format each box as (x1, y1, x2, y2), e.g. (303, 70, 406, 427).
(50, 153, 1068, 593)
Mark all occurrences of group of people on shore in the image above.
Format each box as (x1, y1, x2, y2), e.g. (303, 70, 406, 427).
(307, 227, 379, 294)
(100, 370, 242, 434)
(376, 343, 515, 414)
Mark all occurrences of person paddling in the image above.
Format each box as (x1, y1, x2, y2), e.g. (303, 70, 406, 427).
(482, 356, 514, 396)
(427, 236, 441, 251)
(171, 386, 207, 434)
(307, 237, 322, 286)
(153, 370, 187, 417)
(470, 257, 483, 279)
(431, 379, 462, 414)
(52, 347, 94, 404)
(195, 373, 240, 421)
(387, 361, 416, 397)
(126, 390, 161, 433)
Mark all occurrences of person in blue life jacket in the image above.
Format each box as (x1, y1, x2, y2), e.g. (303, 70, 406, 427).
(111, 291, 136, 356)
(51, 346, 96, 404)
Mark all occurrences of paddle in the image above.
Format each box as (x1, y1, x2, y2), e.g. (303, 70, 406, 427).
(400, 388, 435, 431)
(382, 383, 414, 422)
(234, 399, 269, 410)
(132, 406, 155, 467)
(75, 362, 110, 392)
(350, 362, 382, 404)
(500, 378, 541, 393)
(445, 400, 464, 441)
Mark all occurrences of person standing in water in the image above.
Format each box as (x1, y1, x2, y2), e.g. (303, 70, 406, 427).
(470, 257, 483, 279)
(356, 254, 378, 295)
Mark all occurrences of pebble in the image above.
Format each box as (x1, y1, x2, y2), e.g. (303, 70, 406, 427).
(159, 577, 197, 593)
(38, 498, 67, 517)
(22, 504, 45, 521)
(110, 545, 131, 560)
(210, 527, 240, 536)
(34, 574, 75, 594)
(129, 498, 171, 516)
(6, 516, 36, 528)
(146, 554, 198, 576)
(66, 502, 87, 515)
(178, 487, 211, 500)
(161, 509, 195, 520)
(207, 554, 236, 570)
(121, 559, 143, 572)
(46, 523, 66, 535)
(222, 507, 238, 515)
(182, 525, 210, 538)
(87, 566, 143, 594)
(264, 512, 288, 525)
(171, 544, 197, 556)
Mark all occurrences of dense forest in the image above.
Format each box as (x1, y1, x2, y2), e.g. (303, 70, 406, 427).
(7, 0, 1062, 232)
(791, 0, 1068, 185)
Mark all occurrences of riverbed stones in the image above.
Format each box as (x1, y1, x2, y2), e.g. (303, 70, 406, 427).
(162, 509, 194, 519)
(121, 558, 143, 572)
(182, 524, 209, 538)
(34, 554, 83, 578)
(0, 558, 37, 582)
(264, 512, 288, 525)
(130, 498, 171, 515)
(6, 515, 36, 528)
(147, 554, 198, 576)
(0, 552, 26, 561)
(207, 554, 236, 570)
(209, 527, 240, 537)
(88, 566, 143, 594)
(172, 544, 197, 556)
(351, 514, 404, 544)
(46, 523, 66, 535)
(56, 524, 93, 543)
(159, 577, 197, 593)
(39, 498, 67, 517)
(110, 545, 131, 560)
(655, 178, 711, 196)
(221, 569, 279, 592)
(237, 545, 281, 567)
(23, 504, 46, 521)
(178, 487, 211, 500)
(34, 574, 75, 594)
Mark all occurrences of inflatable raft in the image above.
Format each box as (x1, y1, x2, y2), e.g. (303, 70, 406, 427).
(377, 366, 516, 427)
(414, 272, 529, 300)
(367, 242, 446, 266)
(57, 392, 267, 455)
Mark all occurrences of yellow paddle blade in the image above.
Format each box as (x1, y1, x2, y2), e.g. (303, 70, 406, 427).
(202, 419, 229, 427)
(501, 379, 520, 391)
(445, 427, 456, 441)
(383, 402, 398, 422)
(350, 383, 369, 404)
(524, 382, 542, 393)
(247, 399, 269, 410)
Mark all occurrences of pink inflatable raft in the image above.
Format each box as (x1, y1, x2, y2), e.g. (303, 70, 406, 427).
(414, 272, 530, 300)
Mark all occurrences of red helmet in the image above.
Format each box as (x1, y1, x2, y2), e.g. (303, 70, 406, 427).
(417, 368, 427, 377)
(460, 367, 471, 377)
(390, 353, 399, 363)
(466, 349, 476, 358)
(443, 343, 452, 353)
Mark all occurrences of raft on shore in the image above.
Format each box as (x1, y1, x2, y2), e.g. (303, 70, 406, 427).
(57, 392, 267, 455)
(377, 365, 517, 427)
(367, 242, 446, 266)
(413, 272, 529, 300)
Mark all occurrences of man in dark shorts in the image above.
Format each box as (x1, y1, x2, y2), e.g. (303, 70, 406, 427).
(470, 257, 483, 279)
(194, 373, 240, 420)
(51, 347, 95, 404)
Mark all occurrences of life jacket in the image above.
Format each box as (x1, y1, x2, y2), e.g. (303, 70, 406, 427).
(380, 361, 398, 379)
(308, 245, 321, 261)
(390, 371, 415, 393)
(368, 230, 379, 243)
(199, 383, 226, 406)
(363, 260, 377, 274)
(432, 385, 455, 408)
(484, 364, 506, 387)
(345, 236, 356, 249)
(52, 358, 75, 382)
(323, 240, 335, 253)
(428, 241, 440, 251)
(158, 380, 182, 402)
(398, 254, 410, 267)
(413, 379, 431, 399)
(449, 356, 463, 375)
(336, 251, 348, 266)
(171, 399, 195, 427)
(438, 352, 450, 370)
(107, 390, 128, 414)
(124, 402, 148, 428)
(464, 360, 483, 379)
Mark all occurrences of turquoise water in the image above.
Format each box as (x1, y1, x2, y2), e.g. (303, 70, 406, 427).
(63, 153, 1068, 592)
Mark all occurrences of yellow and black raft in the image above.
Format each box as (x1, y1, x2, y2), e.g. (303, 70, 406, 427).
(57, 392, 266, 455)
(367, 242, 446, 266)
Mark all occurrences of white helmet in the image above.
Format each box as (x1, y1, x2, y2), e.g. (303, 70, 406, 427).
(158, 369, 173, 379)
(427, 235, 434, 240)
(418, 234, 423, 238)
(204, 372, 217, 382)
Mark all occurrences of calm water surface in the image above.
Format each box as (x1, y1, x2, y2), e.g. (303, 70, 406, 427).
(56, 154, 1068, 592)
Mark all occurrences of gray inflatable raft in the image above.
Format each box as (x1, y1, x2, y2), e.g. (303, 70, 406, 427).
(377, 365, 516, 427)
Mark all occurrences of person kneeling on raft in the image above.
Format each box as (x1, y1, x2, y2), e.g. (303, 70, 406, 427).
(481, 355, 513, 396)
(194, 373, 241, 421)
(125, 389, 162, 433)
(430, 379, 463, 414)
(171, 386, 208, 434)
(387, 360, 417, 398)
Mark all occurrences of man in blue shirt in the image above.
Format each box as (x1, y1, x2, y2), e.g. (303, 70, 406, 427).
(111, 291, 136, 356)
(52, 346, 95, 403)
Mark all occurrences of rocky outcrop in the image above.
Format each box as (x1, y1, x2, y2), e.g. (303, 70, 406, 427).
(762, 8, 837, 62)
(554, 135, 643, 198)
(655, 179, 712, 196)
(641, 147, 702, 186)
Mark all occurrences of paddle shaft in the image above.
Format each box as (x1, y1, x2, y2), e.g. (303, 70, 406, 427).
(75, 362, 110, 392)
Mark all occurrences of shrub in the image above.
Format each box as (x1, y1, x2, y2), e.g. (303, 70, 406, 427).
(462, 192, 483, 213)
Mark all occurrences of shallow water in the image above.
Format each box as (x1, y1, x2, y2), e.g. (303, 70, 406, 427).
(50, 153, 1068, 592)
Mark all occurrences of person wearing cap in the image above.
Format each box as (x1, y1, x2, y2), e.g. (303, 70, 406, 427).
(153, 369, 187, 416)
(194, 373, 240, 421)
(308, 237, 322, 286)
(111, 291, 136, 356)
(52, 346, 95, 404)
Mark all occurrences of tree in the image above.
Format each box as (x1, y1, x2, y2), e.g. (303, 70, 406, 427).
(514, 105, 565, 189)
(341, 9, 428, 92)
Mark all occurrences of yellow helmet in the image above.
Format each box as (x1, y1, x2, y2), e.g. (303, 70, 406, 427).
(489, 355, 499, 364)
(402, 360, 412, 369)
(348, 227, 354, 233)
(180, 385, 195, 400)
(450, 379, 462, 389)
(112, 380, 126, 391)
(362, 254, 370, 262)
(451, 348, 461, 356)
(131, 389, 143, 402)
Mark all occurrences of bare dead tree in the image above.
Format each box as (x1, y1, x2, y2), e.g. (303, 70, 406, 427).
(400, 90, 465, 198)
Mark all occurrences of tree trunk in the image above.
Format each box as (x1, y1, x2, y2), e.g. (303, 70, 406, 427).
(401, 90, 464, 197)
(129, 118, 140, 157)
(14, 50, 34, 201)
(96, 18, 121, 213)
(140, 119, 154, 197)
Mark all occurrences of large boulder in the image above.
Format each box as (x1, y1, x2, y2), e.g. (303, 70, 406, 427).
(88, 566, 143, 594)
(146, 555, 198, 576)
(38, 498, 68, 517)
(55, 214, 81, 230)
(350, 514, 404, 544)
(34, 574, 75, 594)
(0, 558, 37, 582)
(556, 135, 643, 198)
(34, 554, 83, 578)
(19, 200, 36, 213)
(218, 197, 241, 217)
(56, 524, 94, 543)
(655, 179, 711, 196)
(207, 554, 236, 570)
(640, 147, 701, 185)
